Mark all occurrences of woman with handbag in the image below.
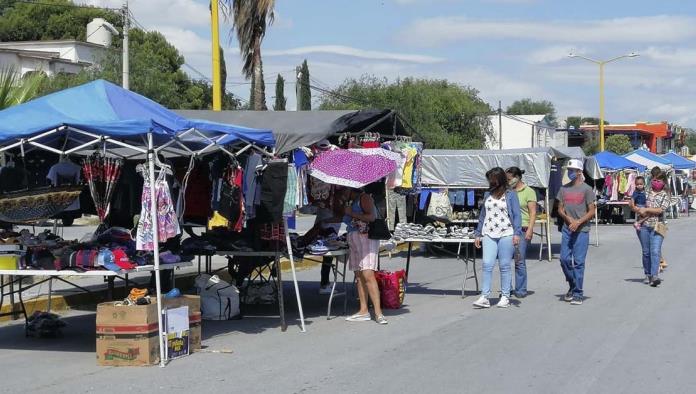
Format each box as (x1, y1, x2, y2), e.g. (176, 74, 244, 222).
(343, 187, 388, 325)
(636, 169, 670, 287)
(473, 167, 522, 309)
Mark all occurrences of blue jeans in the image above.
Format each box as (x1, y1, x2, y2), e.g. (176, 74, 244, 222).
(481, 235, 514, 298)
(560, 226, 589, 297)
(514, 229, 529, 296)
(637, 226, 663, 277)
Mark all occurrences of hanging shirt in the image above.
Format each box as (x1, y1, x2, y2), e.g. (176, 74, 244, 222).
(401, 148, 417, 189)
(47, 161, 82, 211)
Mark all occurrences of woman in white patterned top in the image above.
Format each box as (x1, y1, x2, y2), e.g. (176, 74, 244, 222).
(636, 168, 670, 287)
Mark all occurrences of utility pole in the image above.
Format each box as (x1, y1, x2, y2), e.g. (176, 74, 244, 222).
(498, 100, 503, 150)
(211, 0, 222, 111)
(295, 66, 302, 111)
(122, 1, 129, 90)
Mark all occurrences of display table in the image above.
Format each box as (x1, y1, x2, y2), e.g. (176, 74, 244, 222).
(0, 262, 192, 323)
(210, 248, 349, 332)
(397, 238, 478, 298)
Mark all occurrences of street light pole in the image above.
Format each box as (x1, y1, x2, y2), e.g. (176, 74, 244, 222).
(568, 52, 638, 151)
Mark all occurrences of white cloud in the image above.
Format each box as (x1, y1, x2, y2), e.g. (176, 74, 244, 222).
(401, 15, 696, 46)
(641, 46, 696, 67)
(527, 45, 588, 64)
(85, 0, 210, 28)
(264, 45, 445, 64)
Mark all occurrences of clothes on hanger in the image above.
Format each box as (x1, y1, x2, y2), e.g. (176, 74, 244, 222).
(47, 159, 82, 211)
(136, 165, 180, 251)
(256, 160, 289, 224)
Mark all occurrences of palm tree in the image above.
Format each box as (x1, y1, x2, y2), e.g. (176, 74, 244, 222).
(0, 66, 45, 110)
(220, 0, 274, 110)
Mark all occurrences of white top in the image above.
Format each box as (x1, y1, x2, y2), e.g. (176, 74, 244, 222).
(483, 194, 513, 238)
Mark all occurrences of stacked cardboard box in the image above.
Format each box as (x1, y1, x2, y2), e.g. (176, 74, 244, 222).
(96, 295, 201, 366)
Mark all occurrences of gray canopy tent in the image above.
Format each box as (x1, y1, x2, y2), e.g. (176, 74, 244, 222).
(421, 147, 578, 261)
(176, 109, 411, 154)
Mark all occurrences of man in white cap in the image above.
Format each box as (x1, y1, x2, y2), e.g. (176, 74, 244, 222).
(556, 159, 595, 305)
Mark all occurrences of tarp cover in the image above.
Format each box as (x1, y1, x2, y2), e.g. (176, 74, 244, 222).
(421, 147, 571, 188)
(0, 79, 275, 148)
(176, 109, 408, 154)
(593, 151, 647, 172)
(623, 149, 671, 170)
(661, 152, 696, 170)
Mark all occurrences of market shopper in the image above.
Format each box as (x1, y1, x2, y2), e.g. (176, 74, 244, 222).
(556, 159, 595, 305)
(506, 167, 537, 298)
(343, 188, 387, 324)
(633, 169, 670, 287)
(473, 167, 522, 309)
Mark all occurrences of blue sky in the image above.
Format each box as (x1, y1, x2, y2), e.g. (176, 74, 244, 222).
(88, 0, 696, 127)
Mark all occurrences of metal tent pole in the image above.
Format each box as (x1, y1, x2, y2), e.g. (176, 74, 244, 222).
(284, 216, 306, 332)
(545, 192, 552, 261)
(148, 133, 167, 367)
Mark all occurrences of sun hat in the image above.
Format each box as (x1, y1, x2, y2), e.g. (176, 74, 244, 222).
(567, 159, 584, 171)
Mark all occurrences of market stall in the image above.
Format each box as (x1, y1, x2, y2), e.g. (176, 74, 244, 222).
(420, 148, 574, 261)
(0, 80, 276, 366)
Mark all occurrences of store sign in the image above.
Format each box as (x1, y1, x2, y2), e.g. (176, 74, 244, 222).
(165, 306, 190, 360)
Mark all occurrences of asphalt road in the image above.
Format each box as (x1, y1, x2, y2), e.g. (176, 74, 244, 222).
(1, 215, 694, 394)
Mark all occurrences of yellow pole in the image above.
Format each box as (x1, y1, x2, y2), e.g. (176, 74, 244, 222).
(211, 0, 222, 111)
(599, 62, 605, 151)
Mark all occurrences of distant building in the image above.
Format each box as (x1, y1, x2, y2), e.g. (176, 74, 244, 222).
(487, 114, 566, 150)
(0, 40, 106, 77)
(579, 122, 676, 153)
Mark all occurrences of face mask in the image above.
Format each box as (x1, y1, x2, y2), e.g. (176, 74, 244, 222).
(508, 177, 520, 188)
(568, 171, 578, 181)
(651, 180, 665, 191)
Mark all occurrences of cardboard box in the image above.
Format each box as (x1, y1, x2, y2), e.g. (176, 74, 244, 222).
(96, 300, 202, 366)
(163, 295, 200, 313)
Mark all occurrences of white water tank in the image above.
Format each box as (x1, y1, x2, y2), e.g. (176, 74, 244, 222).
(86, 18, 114, 47)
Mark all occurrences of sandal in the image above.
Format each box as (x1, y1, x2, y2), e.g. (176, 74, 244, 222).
(375, 315, 388, 325)
(345, 313, 371, 322)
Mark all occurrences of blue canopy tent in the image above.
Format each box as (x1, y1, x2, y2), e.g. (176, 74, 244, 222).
(594, 151, 647, 172)
(661, 152, 696, 170)
(623, 149, 671, 170)
(0, 80, 312, 366)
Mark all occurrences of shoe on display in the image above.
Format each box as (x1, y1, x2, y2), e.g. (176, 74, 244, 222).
(564, 291, 573, 302)
(496, 295, 510, 308)
(472, 296, 490, 309)
(570, 296, 583, 305)
(318, 284, 333, 295)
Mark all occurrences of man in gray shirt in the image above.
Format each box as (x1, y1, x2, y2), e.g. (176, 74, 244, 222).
(556, 159, 596, 305)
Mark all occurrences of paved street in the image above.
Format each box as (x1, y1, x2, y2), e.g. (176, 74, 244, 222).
(1, 216, 695, 394)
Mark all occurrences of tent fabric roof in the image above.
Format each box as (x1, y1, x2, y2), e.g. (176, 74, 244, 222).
(593, 151, 647, 172)
(175, 109, 409, 154)
(660, 152, 696, 170)
(0, 79, 275, 149)
(421, 147, 571, 188)
(623, 149, 671, 170)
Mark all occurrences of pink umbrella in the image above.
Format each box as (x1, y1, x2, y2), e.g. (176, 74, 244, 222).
(309, 148, 401, 188)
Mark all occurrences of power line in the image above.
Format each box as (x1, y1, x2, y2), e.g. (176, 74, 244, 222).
(14, 0, 120, 10)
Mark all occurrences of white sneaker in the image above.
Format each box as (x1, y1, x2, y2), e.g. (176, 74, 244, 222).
(472, 296, 490, 309)
(318, 284, 333, 295)
(496, 295, 510, 308)
(643, 276, 650, 285)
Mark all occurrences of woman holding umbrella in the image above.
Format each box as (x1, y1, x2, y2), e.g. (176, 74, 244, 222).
(343, 187, 387, 325)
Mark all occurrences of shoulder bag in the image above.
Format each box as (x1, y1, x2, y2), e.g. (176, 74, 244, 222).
(365, 194, 391, 240)
(654, 193, 668, 237)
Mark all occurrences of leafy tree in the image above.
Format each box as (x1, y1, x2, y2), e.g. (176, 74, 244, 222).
(222, 0, 274, 110)
(319, 76, 493, 149)
(580, 117, 609, 126)
(566, 116, 582, 129)
(507, 98, 557, 126)
(605, 134, 633, 155)
(298, 59, 311, 110)
(273, 74, 286, 111)
(0, 65, 45, 110)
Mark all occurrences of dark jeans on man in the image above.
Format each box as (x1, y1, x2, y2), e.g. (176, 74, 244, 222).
(560, 226, 589, 297)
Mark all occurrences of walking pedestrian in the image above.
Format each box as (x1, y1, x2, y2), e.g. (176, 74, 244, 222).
(506, 167, 537, 298)
(342, 187, 387, 324)
(473, 167, 522, 309)
(556, 159, 595, 305)
(635, 169, 670, 287)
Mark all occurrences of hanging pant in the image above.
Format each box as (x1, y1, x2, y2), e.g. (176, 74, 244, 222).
(387, 188, 407, 230)
(256, 162, 288, 224)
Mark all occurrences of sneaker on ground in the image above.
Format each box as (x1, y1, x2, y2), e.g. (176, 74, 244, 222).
(643, 276, 650, 284)
(650, 278, 662, 287)
(496, 295, 510, 308)
(564, 291, 574, 302)
(570, 296, 583, 305)
(376, 315, 388, 325)
(472, 296, 490, 309)
(318, 284, 333, 295)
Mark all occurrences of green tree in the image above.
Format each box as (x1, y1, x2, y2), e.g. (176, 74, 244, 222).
(0, 65, 45, 110)
(274, 74, 286, 111)
(507, 98, 557, 126)
(566, 116, 582, 129)
(222, 0, 274, 110)
(580, 117, 609, 125)
(319, 76, 493, 149)
(605, 134, 633, 155)
(298, 59, 311, 110)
